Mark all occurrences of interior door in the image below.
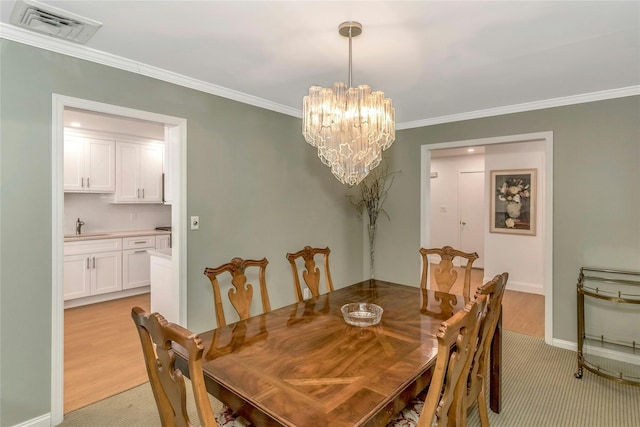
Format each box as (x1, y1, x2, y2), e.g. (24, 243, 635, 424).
(458, 171, 485, 268)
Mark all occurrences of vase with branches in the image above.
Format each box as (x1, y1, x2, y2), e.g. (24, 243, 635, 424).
(349, 158, 397, 279)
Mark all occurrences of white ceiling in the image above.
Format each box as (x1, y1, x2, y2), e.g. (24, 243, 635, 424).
(1, 1, 639, 128)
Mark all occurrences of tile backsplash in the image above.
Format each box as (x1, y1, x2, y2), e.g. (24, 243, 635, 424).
(64, 193, 171, 236)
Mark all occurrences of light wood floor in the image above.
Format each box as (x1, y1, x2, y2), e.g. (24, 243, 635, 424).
(64, 293, 150, 413)
(63, 270, 544, 413)
(444, 267, 545, 338)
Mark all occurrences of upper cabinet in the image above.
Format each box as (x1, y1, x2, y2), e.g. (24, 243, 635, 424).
(115, 141, 165, 203)
(64, 130, 115, 193)
(64, 127, 167, 203)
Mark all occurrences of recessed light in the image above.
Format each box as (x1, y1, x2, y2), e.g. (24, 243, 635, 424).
(70, 121, 81, 127)
(467, 148, 475, 153)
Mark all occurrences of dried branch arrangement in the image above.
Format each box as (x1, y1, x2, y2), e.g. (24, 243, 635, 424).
(349, 157, 398, 278)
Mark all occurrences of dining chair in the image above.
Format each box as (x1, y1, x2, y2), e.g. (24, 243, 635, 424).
(387, 296, 488, 427)
(131, 307, 250, 427)
(204, 257, 271, 327)
(464, 272, 509, 427)
(286, 246, 334, 302)
(420, 246, 480, 298)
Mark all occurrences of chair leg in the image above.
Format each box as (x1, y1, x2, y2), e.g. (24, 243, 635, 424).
(477, 381, 490, 427)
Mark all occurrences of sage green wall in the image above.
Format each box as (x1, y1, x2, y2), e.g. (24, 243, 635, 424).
(2, 38, 639, 426)
(0, 40, 363, 426)
(377, 96, 640, 342)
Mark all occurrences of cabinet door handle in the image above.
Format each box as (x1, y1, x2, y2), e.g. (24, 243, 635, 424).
(92, 257, 96, 269)
(137, 188, 140, 198)
(87, 177, 90, 188)
(134, 250, 147, 254)
(81, 177, 84, 188)
(86, 257, 90, 270)
(142, 188, 145, 199)
(133, 241, 146, 244)
(162, 173, 165, 203)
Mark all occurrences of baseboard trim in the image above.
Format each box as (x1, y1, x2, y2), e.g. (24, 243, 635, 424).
(483, 277, 544, 295)
(64, 287, 149, 309)
(10, 413, 50, 427)
(552, 338, 640, 366)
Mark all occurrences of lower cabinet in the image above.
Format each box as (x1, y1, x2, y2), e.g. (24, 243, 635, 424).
(156, 234, 171, 249)
(63, 254, 92, 300)
(92, 251, 124, 295)
(64, 235, 157, 303)
(122, 236, 156, 290)
(64, 239, 123, 301)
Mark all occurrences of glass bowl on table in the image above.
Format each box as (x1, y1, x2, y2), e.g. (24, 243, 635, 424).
(341, 302, 383, 327)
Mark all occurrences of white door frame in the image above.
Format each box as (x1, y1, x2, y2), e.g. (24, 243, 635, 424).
(420, 131, 553, 345)
(51, 94, 188, 424)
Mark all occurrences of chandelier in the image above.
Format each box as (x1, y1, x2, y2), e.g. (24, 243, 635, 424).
(302, 21, 395, 186)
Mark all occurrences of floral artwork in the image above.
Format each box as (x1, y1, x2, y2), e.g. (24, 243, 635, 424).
(490, 169, 536, 235)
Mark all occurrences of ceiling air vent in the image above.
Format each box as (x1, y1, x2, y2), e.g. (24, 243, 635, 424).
(10, 0, 102, 44)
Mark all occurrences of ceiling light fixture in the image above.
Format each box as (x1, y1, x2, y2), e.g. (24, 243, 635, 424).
(302, 21, 395, 186)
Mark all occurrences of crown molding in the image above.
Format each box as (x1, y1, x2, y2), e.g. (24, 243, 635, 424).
(0, 23, 300, 118)
(2, 23, 638, 129)
(396, 85, 640, 130)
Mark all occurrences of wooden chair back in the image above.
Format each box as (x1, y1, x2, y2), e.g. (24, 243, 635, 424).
(465, 272, 509, 427)
(131, 306, 217, 427)
(418, 296, 488, 427)
(420, 246, 480, 298)
(286, 246, 334, 302)
(204, 257, 271, 327)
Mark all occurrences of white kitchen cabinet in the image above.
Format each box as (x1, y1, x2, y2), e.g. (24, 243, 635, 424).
(64, 131, 115, 193)
(91, 251, 124, 295)
(63, 254, 92, 300)
(149, 249, 176, 323)
(122, 235, 156, 290)
(156, 234, 171, 249)
(115, 141, 164, 203)
(64, 238, 123, 301)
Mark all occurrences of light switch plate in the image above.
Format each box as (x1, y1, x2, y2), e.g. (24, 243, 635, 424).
(190, 216, 199, 230)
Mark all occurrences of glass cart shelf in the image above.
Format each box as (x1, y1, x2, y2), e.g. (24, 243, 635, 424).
(575, 267, 640, 386)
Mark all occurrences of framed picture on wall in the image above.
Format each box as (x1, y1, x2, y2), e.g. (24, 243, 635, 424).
(490, 169, 536, 235)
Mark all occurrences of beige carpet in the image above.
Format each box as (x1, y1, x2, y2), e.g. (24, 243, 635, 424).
(58, 331, 640, 427)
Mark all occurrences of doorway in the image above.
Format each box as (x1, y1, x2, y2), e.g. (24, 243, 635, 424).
(420, 131, 554, 345)
(51, 94, 187, 424)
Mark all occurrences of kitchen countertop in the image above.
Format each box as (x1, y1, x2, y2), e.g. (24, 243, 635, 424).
(64, 229, 171, 242)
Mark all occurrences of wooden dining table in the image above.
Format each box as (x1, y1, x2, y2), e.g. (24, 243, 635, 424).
(174, 279, 501, 427)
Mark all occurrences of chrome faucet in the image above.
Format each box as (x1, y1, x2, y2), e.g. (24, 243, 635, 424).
(75, 218, 85, 235)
